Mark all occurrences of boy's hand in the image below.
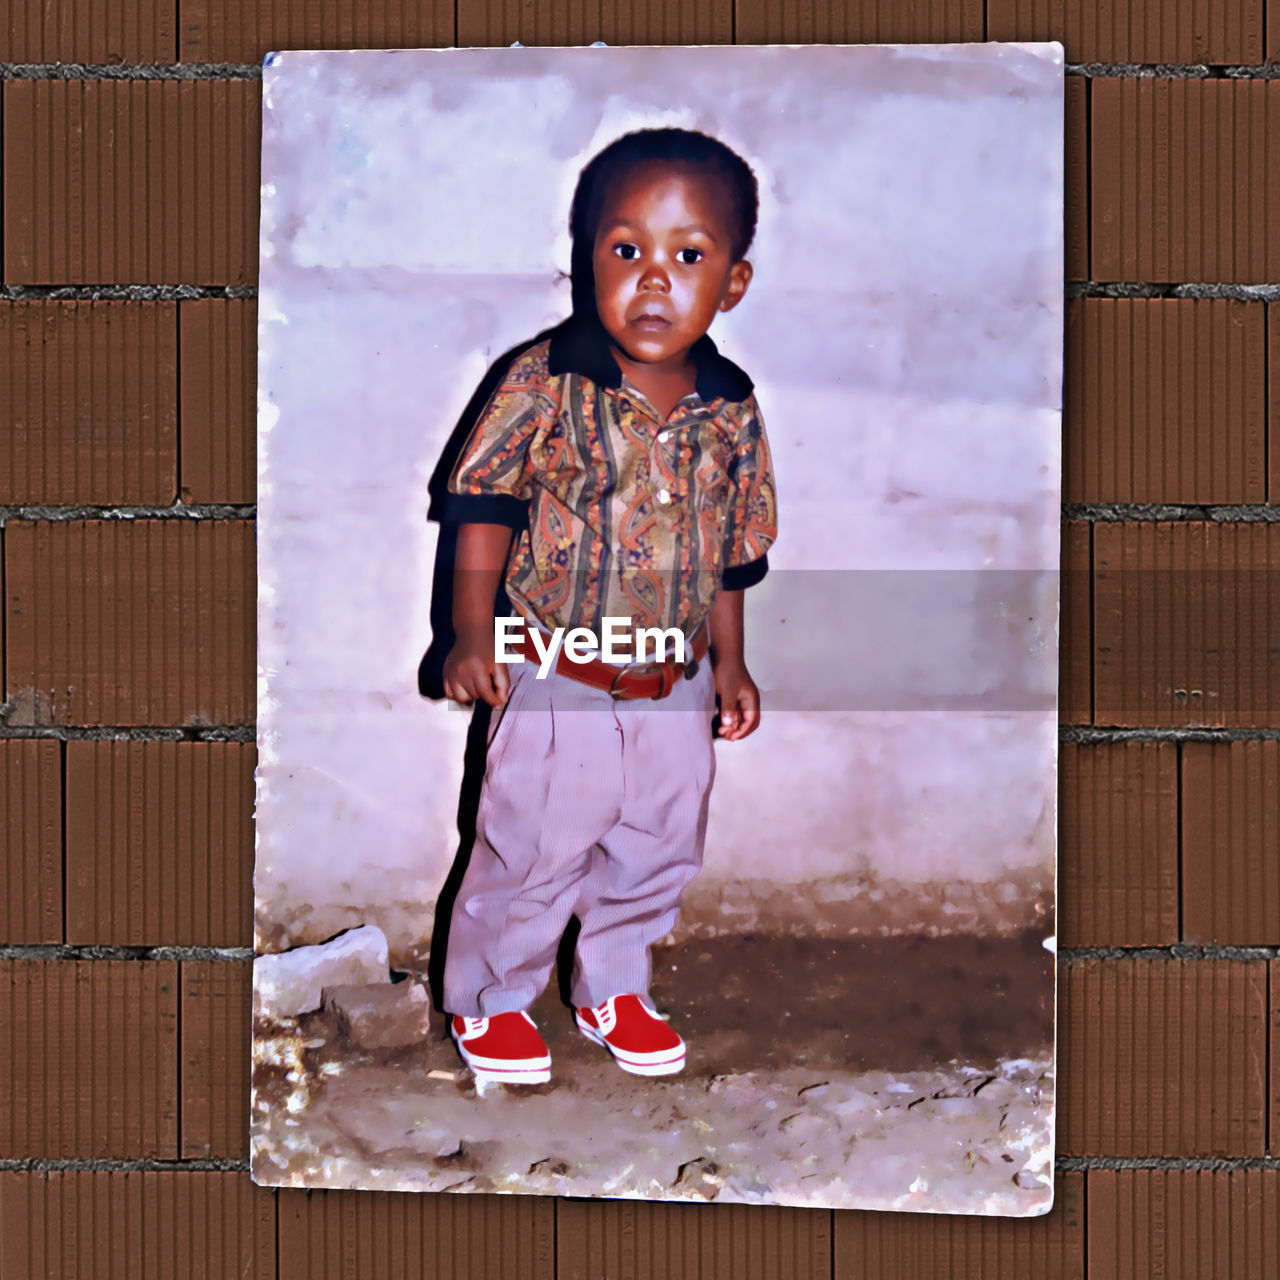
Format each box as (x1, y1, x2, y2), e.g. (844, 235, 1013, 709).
(713, 658, 760, 741)
(443, 628, 511, 708)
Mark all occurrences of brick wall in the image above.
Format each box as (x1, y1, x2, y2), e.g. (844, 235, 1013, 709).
(2, 2, 1278, 1275)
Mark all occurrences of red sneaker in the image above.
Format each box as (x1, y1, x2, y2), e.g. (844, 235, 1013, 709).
(575, 994, 685, 1076)
(450, 1011, 551, 1084)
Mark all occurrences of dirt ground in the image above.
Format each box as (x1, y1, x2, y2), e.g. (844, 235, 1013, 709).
(251, 932, 1055, 1215)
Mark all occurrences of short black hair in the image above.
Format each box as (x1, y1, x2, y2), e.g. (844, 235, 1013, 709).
(567, 128, 759, 313)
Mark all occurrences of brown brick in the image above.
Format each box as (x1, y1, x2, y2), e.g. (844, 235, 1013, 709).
(1088, 1170, 1280, 1280)
(179, 0, 453, 62)
(181, 962, 249, 1159)
(1, 740, 62, 944)
(179, 299, 255, 503)
(988, 0, 1263, 64)
(64, 741, 254, 945)
(1064, 299, 1266, 503)
(0, 960, 178, 1158)
(559, 1200, 831, 1280)
(1182, 741, 1280, 945)
(4, 520, 255, 727)
(0, 0, 176, 62)
(1058, 957, 1267, 1156)
(1058, 742, 1178, 947)
(1059, 520, 1091, 725)
(733, 0, 981, 43)
(3, 81, 259, 286)
(1093, 522, 1280, 728)
(1273, 959, 1280, 1153)
(832, 1172, 1083, 1278)
(0, 1171, 276, 1280)
(1091, 79, 1280, 283)
(460, 0, 731, 44)
(1270, 303, 1280, 501)
(1065, 77, 1088, 283)
(1, 301, 178, 505)
(275, 1189, 555, 1279)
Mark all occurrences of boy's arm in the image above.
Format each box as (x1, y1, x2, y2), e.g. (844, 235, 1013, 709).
(708, 586, 760, 741)
(443, 522, 514, 707)
(709, 394, 775, 741)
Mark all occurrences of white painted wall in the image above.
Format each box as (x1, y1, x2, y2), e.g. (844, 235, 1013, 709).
(256, 43, 1063, 957)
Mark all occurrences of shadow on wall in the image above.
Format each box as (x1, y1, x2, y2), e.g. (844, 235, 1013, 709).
(417, 325, 561, 1013)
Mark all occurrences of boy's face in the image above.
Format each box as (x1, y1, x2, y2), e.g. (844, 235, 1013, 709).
(592, 163, 752, 373)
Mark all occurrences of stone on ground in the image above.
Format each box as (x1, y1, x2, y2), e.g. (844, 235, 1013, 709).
(254, 924, 389, 1018)
(323, 980, 432, 1049)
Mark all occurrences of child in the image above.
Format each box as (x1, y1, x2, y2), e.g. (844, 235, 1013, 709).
(439, 128, 777, 1085)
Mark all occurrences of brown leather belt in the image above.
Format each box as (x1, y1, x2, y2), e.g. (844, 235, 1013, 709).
(509, 626, 710, 700)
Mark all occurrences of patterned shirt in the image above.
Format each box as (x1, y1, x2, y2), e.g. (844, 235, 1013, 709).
(444, 315, 777, 643)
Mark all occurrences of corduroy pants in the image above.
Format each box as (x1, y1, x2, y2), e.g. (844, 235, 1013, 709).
(442, 654, 717, 1017)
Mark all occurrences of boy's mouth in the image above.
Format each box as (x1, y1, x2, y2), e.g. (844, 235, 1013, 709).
(630, 313, 673, 331)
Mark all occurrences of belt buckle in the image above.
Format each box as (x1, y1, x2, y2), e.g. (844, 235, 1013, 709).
(608, 666, 631, 700)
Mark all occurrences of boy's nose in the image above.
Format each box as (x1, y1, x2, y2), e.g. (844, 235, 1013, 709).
(639, 264, 670, 292)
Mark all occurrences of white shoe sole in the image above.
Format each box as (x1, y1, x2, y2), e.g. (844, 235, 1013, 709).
(453, 1035, 551, 1085)
(576, 1018, 686, 1076)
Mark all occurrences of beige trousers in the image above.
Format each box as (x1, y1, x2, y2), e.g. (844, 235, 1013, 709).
(442, 655, 717, 1017)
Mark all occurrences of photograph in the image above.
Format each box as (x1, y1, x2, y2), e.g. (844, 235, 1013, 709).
(252, 41, 1064, 1215)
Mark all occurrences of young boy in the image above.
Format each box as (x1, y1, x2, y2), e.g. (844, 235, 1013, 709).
(439, 128, 777, 1085)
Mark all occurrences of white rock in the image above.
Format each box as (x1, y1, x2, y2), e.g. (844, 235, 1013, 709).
(928, 1097, 984, 1120)
(778, 1112, 829, 1143)
(834, 1093, 878, 1119)
(254, 925, 390, 1018)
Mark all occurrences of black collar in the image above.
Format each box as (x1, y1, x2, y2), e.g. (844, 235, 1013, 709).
(546, 311, 754, 403)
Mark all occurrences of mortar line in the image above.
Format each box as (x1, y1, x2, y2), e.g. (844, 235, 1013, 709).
(10, 285, 1280, 302)
(2, 285, 257, 300)
(1, 61, 1280, 81)
(0, 1154, 1275, 1174)
(1060, 944, 1280, 960)
(2, 504, 1278, 525)
(0, 64, 264, 80)
(0, 945, 253, 961)
(1063, 502, 1280, 520)
(0, 504, 255, 524)
(0, 727, 255, 742)
(1068, 284, 1280, 300)
(1070, 62, 1280, 79)
(1, 942, 1272, 963)
(1056, 1155, 1280, 1170)
(1, 725, 1276, 744)
(1062, 726, 1280, 743)
(0, 1157, 252, 1171)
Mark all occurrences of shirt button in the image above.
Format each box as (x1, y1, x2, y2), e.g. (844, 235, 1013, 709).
(655, 488, 671, 505)
(658, 430, 671, 443)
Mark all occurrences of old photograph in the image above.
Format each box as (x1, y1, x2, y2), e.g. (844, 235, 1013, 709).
(252, 42, 1064, 1214)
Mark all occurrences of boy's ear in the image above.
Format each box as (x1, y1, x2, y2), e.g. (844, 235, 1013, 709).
(719, 260, 753, 313)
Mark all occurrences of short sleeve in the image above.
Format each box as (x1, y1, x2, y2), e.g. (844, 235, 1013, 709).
(442, 345, 561, 527)
(720, 394, 777, 589)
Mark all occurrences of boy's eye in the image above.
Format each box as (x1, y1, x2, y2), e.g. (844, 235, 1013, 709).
(677, 248, 703, 265)
(613, 243, 640, 260)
